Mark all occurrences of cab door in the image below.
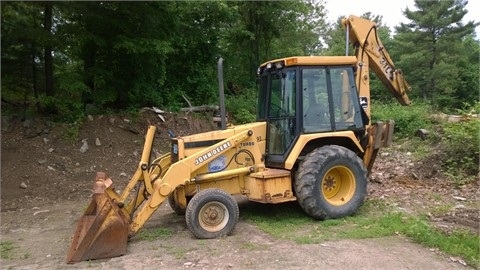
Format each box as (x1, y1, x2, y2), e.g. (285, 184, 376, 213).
(263, 69, 298, 167)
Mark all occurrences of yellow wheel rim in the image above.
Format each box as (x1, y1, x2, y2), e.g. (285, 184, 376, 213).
(321, 165, 356, 206)
(199, 201, 229, 232)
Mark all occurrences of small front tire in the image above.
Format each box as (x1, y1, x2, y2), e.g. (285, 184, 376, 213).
(185, 188, 239, 239)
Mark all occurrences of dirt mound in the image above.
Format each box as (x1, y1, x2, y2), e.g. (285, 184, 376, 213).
(0, 110, 216, 211)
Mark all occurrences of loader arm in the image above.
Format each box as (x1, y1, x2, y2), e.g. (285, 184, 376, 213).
(67, 126, 257, 263)
(129, 128, 254, 233)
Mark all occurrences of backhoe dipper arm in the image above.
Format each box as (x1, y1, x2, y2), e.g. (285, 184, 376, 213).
(342, 15, 411, 118)
(341, 15, 412, 176)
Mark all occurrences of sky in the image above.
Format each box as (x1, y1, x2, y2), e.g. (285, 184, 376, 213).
(323, 0, 480, 35)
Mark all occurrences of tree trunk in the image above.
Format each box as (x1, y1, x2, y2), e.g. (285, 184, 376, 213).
(43, 1, 54, 96)
(31, 10, 39, 112)
(82, 41, 96, 104)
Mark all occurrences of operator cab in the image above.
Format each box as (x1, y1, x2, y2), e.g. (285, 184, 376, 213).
(257, 56, 366, 168)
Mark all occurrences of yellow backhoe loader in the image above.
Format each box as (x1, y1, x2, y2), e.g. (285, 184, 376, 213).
(66, 15, 411, 263)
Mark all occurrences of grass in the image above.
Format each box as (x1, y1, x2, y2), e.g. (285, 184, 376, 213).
(0, 241, 15, 260)
(0, 241, 29, 261)
(135, 227, 172, 241)
(240, 242, 269, 251)
(241, 199, 480, 268)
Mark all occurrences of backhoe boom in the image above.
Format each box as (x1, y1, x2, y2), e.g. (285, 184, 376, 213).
(342, 15, 411, 118)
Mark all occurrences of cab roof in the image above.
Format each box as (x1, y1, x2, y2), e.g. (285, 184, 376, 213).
(259, 56, 357, 68)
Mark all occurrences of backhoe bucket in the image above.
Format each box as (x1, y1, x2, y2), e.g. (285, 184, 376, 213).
(66, 173, 131, 264)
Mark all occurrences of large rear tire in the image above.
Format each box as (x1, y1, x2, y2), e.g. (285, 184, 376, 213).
(295, 145, 367, 220)
(185, 188, 239, 239)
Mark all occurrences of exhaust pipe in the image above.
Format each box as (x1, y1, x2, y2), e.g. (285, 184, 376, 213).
(217, 57, 227, 130)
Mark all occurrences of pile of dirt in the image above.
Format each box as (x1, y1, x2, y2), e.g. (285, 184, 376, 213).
(369, 143, 479, 234)
(0, 110, 216, 211)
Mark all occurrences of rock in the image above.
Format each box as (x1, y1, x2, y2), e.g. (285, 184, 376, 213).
(20, 182, 27, 189)
(453, 196, 466, 201)
(48, 148, 55, 153)
(198, 259, 210, 265)
(23, 119, 32, 128)
(120, 172, 127, 177)
(33, 210, 50, 216)
(415, 129, 429, 140)
(1, 115, 15, 132)
(79, 139, 89, 153)
(37, 159, 47, 165)
(87, 115, 94, 121)
(95, 138, 101, 146)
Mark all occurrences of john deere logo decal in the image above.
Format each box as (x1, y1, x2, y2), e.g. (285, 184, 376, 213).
(194, 142, 231, 166)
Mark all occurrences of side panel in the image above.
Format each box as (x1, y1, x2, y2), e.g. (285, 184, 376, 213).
(246, 169, 296, 203)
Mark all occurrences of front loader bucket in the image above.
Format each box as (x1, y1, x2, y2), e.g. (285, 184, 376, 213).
(66, 173, 131, 264)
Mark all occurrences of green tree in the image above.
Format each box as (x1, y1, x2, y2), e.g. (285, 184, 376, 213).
(2, 3, 39, 100)
(394, 0, 478, 110)
(1, 0, 337, 119)
(221, 0, 328, 90)
(162, 1, 231, 108)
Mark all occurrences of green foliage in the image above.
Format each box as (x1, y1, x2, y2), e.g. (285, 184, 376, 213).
(34, 93, 85, 141)
(2, 0, 478, 125)
(403, 219, 479, 267)
(36, 94, 84, 122)
(371, 101, 434, 138)
(442, 118, 480, 182)
(136, 227, 172, 242)
(225, 87, 257, 124)
(0, 241, 15, 259)
(394, 0, 479, 109)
